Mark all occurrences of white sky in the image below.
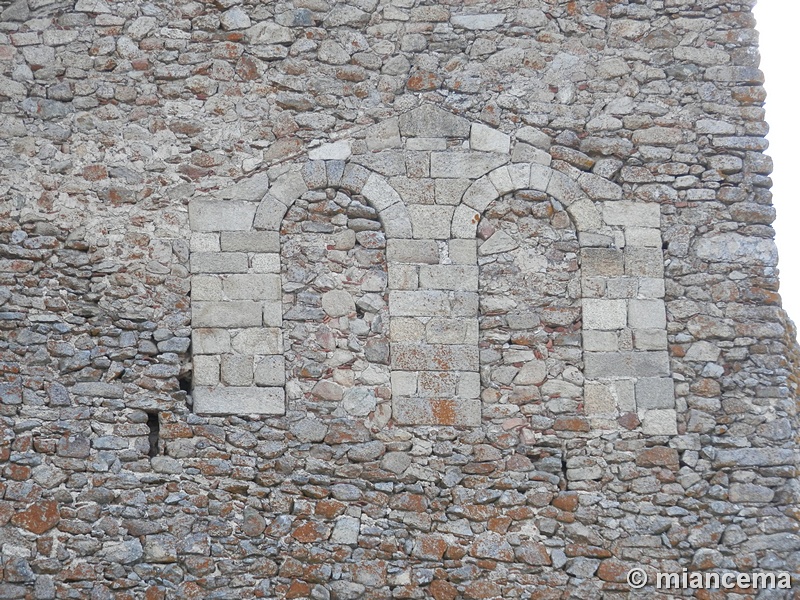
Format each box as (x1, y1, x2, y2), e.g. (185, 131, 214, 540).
(751, 1, 800, 323)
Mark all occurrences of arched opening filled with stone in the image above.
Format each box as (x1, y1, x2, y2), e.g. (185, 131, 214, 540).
(280, 186, 391, 434)
(478, 190, 583, 430)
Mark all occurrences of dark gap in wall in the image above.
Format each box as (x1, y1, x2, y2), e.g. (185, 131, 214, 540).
(178, 372, 192, 394)
(146, 411, 160, 458)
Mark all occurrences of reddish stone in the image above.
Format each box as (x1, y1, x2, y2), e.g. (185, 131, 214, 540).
(462, 505, 497, 522)
(732, 86, 767, 104)
(506, 454, 534, 471)
(618, 412, 640, 430)
(406, 70, 441, 91)
(506, 507, 535, 520)
(145, 586, 166, 600)
(316, 499, 346, 519)
(291, 521, 330, 543)
(242, 507, 266, 537)
(669, 344, 687, 358)
(286, 581, 312, 598)
(0, 259, 33, 273)
(177, 163, 209, 181)
(463, 580, 501, 599)
(462, 462, 496, 474)
(529, 589, 565, 600)
(390, 493, 428, 512)
(555, 512, 575, 523)
(597, 559, 629, 582)
(0, 502, 15, 526)
(553, 417, 590, 432)
(169, 121, 203, 136)
(183, 556, 215, 577)
(429, 580, 457, 600)
(324, 422, 370, 444)
(236, 56, 258, 81)
(63, 562, 95, 581)
(176, 582, 205, 599)
(82, 165, 108, 181)
(4, 464, 30, 481)
(636, 447, 679, 469)
(191, 152, 223, 168)
(527, 491, 554, 507)
(343, 66, 370, 83)
(692, 378, 721, 397)
(11, 500, 59, 534)
(552, 492, 579, 512)
(413, 535, 448, 560)
(279, 557, 304, 579)
(444, 545, 467, 560)
(515, 541, 551, 566)
(487, 516, 511, 533)
(33, 437, 56, 454)
(160, 422, 193, 439)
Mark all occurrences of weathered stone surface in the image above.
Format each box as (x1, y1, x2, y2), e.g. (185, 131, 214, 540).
(231, 328, 282, 354)
(342, 388, 377, 416)
(394, 397, 481, 426)
(585, 352, 670, 378)
(451, 13, 505, 30)
(193, 387, 285, 415)
(189, 201, 257, 232)
(430, 152, 509, 179)
(219, 231, 278, 252)
(190, 252, 248, 274)
(100, 540, 144, 564)
(583, 299, 626, 330)
(192, 302, 263, 328)
(398, 105, 470, 138)
(635, 378, 675, 410)
(694, 233, 778, 264)
(713, 449, 795, 468)
(71, 383, 124, 399)
(391, 343, 479, 371)
(470, 124, 510, 153)
(321, 290, 356, 317)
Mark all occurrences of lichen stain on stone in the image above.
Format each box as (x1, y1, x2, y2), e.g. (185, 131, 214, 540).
(431, 400, 458, 426)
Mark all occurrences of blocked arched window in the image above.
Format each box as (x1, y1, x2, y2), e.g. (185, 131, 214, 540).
(188, 104, 674, 432)
(478, 190, 582, 424)
(280, 186, 391, 425)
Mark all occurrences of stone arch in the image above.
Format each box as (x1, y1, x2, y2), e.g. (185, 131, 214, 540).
(451, 163, 604, 239)
(252, 161, 413, 239)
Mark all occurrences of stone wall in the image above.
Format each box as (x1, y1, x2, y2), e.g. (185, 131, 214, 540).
(0, 0, 798, 598)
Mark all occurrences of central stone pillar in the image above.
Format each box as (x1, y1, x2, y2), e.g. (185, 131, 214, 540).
(388, 239, 481, 426)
